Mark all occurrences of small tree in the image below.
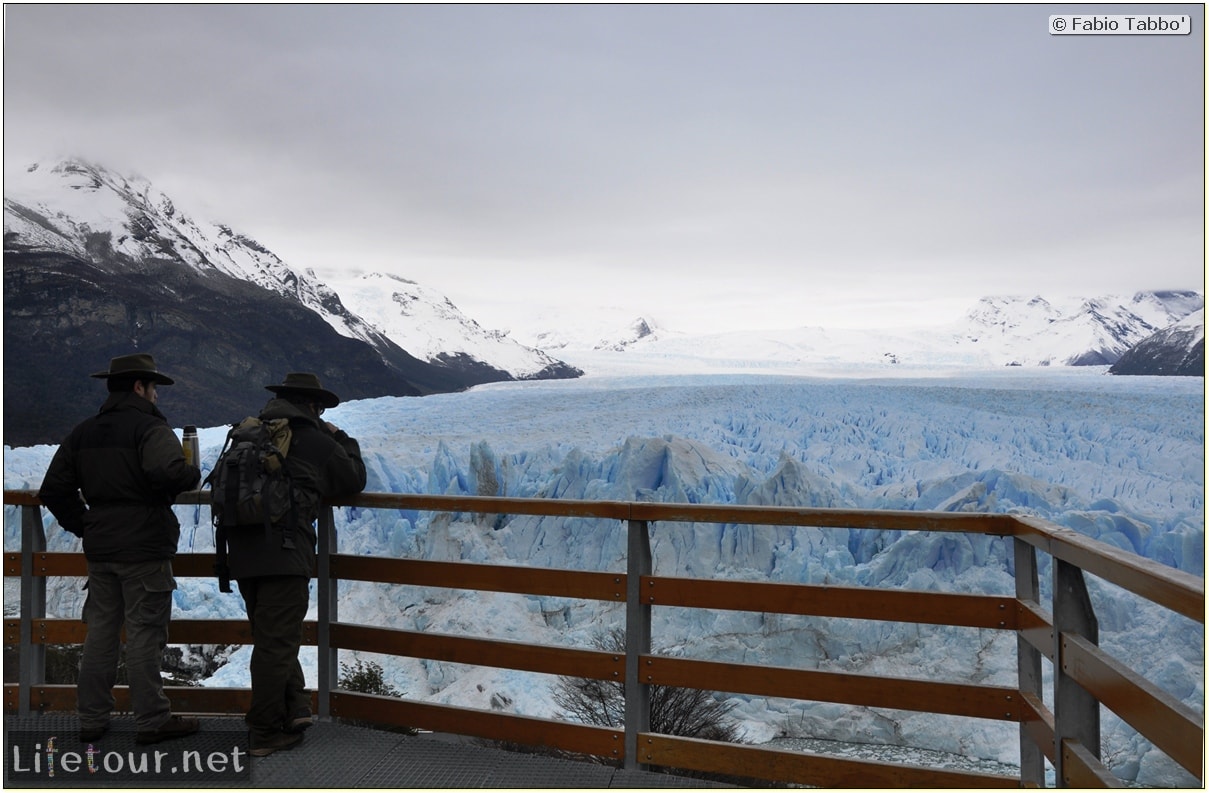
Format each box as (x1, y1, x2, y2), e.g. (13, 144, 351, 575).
(339, 658, 402, 697)
(553, 628, 742, 743)
(337, 657, 416, 734)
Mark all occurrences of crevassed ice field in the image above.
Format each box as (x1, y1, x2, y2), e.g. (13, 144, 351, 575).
(4, 366, 1204, 785)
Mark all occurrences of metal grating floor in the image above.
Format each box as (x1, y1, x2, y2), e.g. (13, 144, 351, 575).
(4, 714, 735, 788)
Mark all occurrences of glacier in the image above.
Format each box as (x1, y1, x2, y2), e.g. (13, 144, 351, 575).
(3, 365, 1203, 786)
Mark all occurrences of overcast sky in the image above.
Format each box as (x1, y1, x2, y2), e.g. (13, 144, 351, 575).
(4, 4, 1204, 335)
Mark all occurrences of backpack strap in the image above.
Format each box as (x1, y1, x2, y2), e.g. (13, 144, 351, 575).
(208, 429, 237, 594)
(274, 445, 297, 550)
(214, 523, 232, 594)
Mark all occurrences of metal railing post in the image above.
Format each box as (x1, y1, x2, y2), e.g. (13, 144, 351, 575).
(316, 505, 339, 718)
(1014, 537, 1045, 786)
(624, 518, 652, 771)
(1053, 558, 1100, 787)
(18, 504, 47, 716)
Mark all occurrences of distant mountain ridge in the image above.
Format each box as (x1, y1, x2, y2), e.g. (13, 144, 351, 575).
(3, 158, 581, 446)
(3, 158, 1201, 446)
(548, 292, 1204, 372)
(4, 159, 579, 379)
(325, 272, 578, 380)
(949, 292, 1203, 367)
(1110, 308, 1205, 376)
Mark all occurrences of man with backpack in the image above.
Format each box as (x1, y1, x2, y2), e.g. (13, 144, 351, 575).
(37, 353, 201, 745)
(218, 372, 366, 757)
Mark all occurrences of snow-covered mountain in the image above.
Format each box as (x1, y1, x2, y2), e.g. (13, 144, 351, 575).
(495, 302, 669, 353)
(4, 160, 379, 344)
(550, 293, 1204, 373)
(6, 157, 1200, 398)
(3, 158, 584, 445)
(3, 158, 579, 383)
(325, 272, 579, 379)
(953, 293, 1203, 366)
(1111, 308, 1206, 376)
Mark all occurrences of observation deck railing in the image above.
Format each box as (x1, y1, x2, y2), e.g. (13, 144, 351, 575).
(4, 489, 1204, 787)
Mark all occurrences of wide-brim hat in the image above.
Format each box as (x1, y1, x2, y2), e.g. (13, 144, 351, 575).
(90, 353, 175, 385)
(265, 372, 341, 408)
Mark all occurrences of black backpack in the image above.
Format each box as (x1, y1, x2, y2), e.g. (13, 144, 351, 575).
(205, 416, 296, 592)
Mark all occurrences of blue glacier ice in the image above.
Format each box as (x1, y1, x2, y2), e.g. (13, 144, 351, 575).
(4, 367, 1203, 785)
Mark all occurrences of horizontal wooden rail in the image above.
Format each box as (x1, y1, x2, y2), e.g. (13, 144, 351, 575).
(332, 491, 1021, 535)
(3, 619, 318, 648)
(3, 491, 40, 506)
(1020, 690, 1057, 764)
(641, 656, 1020, 721)
(1014, 516, 1204, 623)
(331, 623, 624, 681)
(630, 501, 1019, 535)
(331, 555, 625, 601)
(1017, 597, 1056, 662)
(3, 618, 261, 646)
(332, 491, 634, 521)
(644, 575, 1017, 629)
(4, 551, 219, 579)
(638, 734, 1018, 788)
(4, 684, 256, 716)
(5, 488, 1200, 623)
(1062, 632, 1204, 777)
(1061, 738, 1123, 787)
(330, 690, 624, 760)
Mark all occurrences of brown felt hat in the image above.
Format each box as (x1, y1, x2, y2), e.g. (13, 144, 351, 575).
(264, 372, 341, 408)
(90, 353, 175, 385)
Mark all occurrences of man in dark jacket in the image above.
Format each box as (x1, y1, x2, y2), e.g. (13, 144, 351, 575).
(38, 353, 201, 745)
(224, 372, 366, 756)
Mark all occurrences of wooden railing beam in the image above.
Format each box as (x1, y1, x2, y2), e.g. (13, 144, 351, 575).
(642, 655, 1020, 721)
(330, 623, 624, 680)
(644, 575, 1016, 629)
(331, 554, 626, 601)
(1015, 516, 1203, 622)
(1062, 632, 1203, 780)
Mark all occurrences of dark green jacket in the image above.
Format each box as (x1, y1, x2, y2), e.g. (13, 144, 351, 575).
(225, 398, 366, 580)
(38, 392, 201, 562)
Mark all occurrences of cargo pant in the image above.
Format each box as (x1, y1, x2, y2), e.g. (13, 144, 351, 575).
(238, 575, 311, 743)
(78, 559, 175, 732)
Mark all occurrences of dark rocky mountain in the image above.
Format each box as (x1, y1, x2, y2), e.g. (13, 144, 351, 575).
(2, 247, 481, 447)
(1109, 309, 1205, 377)
(3, 159, 580, 447)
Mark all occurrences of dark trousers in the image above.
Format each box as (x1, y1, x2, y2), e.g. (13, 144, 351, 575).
(238, 575, 311, 742)
(79, 559, 175, 731)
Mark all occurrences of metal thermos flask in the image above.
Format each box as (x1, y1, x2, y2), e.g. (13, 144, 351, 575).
(183, 425, 200, 469)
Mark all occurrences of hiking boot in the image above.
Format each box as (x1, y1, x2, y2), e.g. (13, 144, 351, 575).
(136, 715, 200, 745)
(78, 724, 108, 743)
(286, 708, 314, 733)
(249, 731, 303, 757)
